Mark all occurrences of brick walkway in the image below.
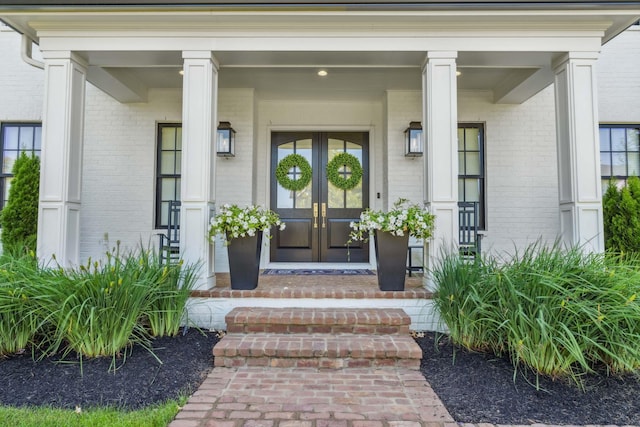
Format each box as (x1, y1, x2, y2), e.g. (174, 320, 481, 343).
(168, 366, 455, 427)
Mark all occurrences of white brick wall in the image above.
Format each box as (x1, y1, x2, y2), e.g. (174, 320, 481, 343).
(459, 88, 560, 254)
(0, 30, 43, 122)
(81, 86, 182, 259)
(598, 26, 640, 123)
(384, 91, 424, 208)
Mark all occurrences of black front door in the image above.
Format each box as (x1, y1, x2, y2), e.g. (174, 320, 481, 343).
(270, 132, 369, 262)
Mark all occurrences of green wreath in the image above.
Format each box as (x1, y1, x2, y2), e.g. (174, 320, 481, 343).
(275, 154, 313, 191)
(326, 152, 363, 191)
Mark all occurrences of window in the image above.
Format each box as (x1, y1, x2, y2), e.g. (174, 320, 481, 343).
(0, 123, 42, 211)
(599, 125, 640, 192)
(458, 123, 485, 229)
(156, 123, 182, 229)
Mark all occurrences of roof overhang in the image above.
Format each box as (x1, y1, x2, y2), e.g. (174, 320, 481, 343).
(1, 1, 639, 104)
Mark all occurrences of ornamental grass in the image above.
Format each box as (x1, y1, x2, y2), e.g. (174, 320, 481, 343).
(0, 243, 197, 364)
(433, 242, 640, 387)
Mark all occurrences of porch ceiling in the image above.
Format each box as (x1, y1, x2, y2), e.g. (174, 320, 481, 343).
(84, 50, 546, 103)
(3, 6, 638, 104)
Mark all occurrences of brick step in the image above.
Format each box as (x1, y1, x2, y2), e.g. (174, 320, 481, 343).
(225, 307, 411, 335)
(212, 333, 422, 369)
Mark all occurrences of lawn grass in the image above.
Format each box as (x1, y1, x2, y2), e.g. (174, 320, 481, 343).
(0, 398, 184, 427)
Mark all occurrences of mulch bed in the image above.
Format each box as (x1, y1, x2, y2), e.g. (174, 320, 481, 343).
(0, 328, 219, 410)
(416, 331, 640, 425)
(3, 328, 640, 425)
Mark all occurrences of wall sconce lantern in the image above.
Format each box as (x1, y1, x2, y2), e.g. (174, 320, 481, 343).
(216, 121, 235, 157)
(404, 121, 423, 157)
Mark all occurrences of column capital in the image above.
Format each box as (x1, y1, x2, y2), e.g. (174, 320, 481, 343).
(182, 50, 219, 69)
(422, 51, 457, 71)
(552, 51, 599, 71)
(426, 51, 458, 60)
(41, 50, 88, 68)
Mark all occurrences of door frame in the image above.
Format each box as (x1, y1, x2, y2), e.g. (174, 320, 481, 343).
(264, 125, 377, 268)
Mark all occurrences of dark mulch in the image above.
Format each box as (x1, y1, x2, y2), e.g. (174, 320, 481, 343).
(3, 328, 640, 425)
(0, 328, 219, 410)
(416, 331, 640, 425)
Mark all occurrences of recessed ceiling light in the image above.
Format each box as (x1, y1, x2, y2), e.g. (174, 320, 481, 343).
(317, 70, 328, 77)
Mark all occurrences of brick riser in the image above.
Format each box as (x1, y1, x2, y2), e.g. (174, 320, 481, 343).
(224, 307, 411, 336)
(213, 333, 422, 370)
(226, 324, 410, 335)
(214, 307, 422, 370)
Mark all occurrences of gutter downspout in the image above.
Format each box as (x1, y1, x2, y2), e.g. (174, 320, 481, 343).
(21, 34, 43, 70)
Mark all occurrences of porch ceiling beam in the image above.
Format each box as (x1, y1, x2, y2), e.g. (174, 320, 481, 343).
(493, 66, 554, 104)
(38, 35, 605, 54)
(86, 65, 148, 103)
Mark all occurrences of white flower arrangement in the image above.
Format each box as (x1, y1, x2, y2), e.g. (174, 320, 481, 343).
(349, 198, 435, 241)
(209, 204, 285, 243)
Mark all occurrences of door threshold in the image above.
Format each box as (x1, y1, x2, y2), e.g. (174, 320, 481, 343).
(265, 262, 374, 270)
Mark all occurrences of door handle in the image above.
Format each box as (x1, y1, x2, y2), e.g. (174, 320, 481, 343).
(313, 203, 318, 228)
(321, 203, 327, 228)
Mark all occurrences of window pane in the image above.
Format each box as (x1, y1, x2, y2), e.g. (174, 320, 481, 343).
(464, 179, 480, 202)
(3, 151, 17, 174)
(278, 142, 294, 160)
(612, 152, 627, 176)
(34, 127, 42, 150)
(160, 201, 169, 226)
(346, 180, 363, 208)
(465, 152, 480, 175)
(175, 152, 182, 174)
(294, 185, 312, 209)
(176, 127, 182, 150)
(601, 151, 612, 177)
(277, 186, 294, 209)
(18, 127, 33, 150)
(628, 153, 640, 176)
(465, 128, 480, 150)
(160, 152, 176, 174)
(4, 177, 12, 205)
(627, 128, 640, 151)
(612, 128, 626, 151)
(175, 178, 181, 199)
(3, 127, 18, 150)
(458, 180, 464, 200)
(161, 127, 176, 150)
(161, 178, 178, 200)
(458, 152, 465, 174)
(457, 128, 464, 150)
(599, 128, 611, 151)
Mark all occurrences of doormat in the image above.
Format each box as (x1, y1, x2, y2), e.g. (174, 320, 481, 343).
(262, 269, 375, 276)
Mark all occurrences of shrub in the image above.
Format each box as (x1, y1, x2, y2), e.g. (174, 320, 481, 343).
(603, 176, 640, 253)
(0, 244, 197, 366)
(0, 153, 40, 254)
(0, 252, 41, 355)
(433, 243, 640, 387)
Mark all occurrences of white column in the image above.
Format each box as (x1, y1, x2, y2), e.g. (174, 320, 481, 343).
(423, 51, 459, 285)
(181, 51, 218, 289)
(553, 52, 604, 252)
(37, 51, 87, 268)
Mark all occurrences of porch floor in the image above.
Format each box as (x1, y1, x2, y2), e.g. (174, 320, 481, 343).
(191, 273, 433, 299)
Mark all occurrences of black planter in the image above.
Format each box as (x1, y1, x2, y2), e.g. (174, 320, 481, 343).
(374, 230, 409, 291)
(226, 232, 263, 290)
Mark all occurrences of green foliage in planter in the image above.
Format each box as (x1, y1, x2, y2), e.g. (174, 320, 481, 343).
(0, 153, 40, 254)
(433, 242, 640, 388)
(603, 177, 640, 253)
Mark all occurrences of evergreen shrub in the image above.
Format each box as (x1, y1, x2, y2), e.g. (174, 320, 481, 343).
(0, 153, 40, 254)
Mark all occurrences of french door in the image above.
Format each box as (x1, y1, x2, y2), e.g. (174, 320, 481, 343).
(270, 132, 369, 262)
